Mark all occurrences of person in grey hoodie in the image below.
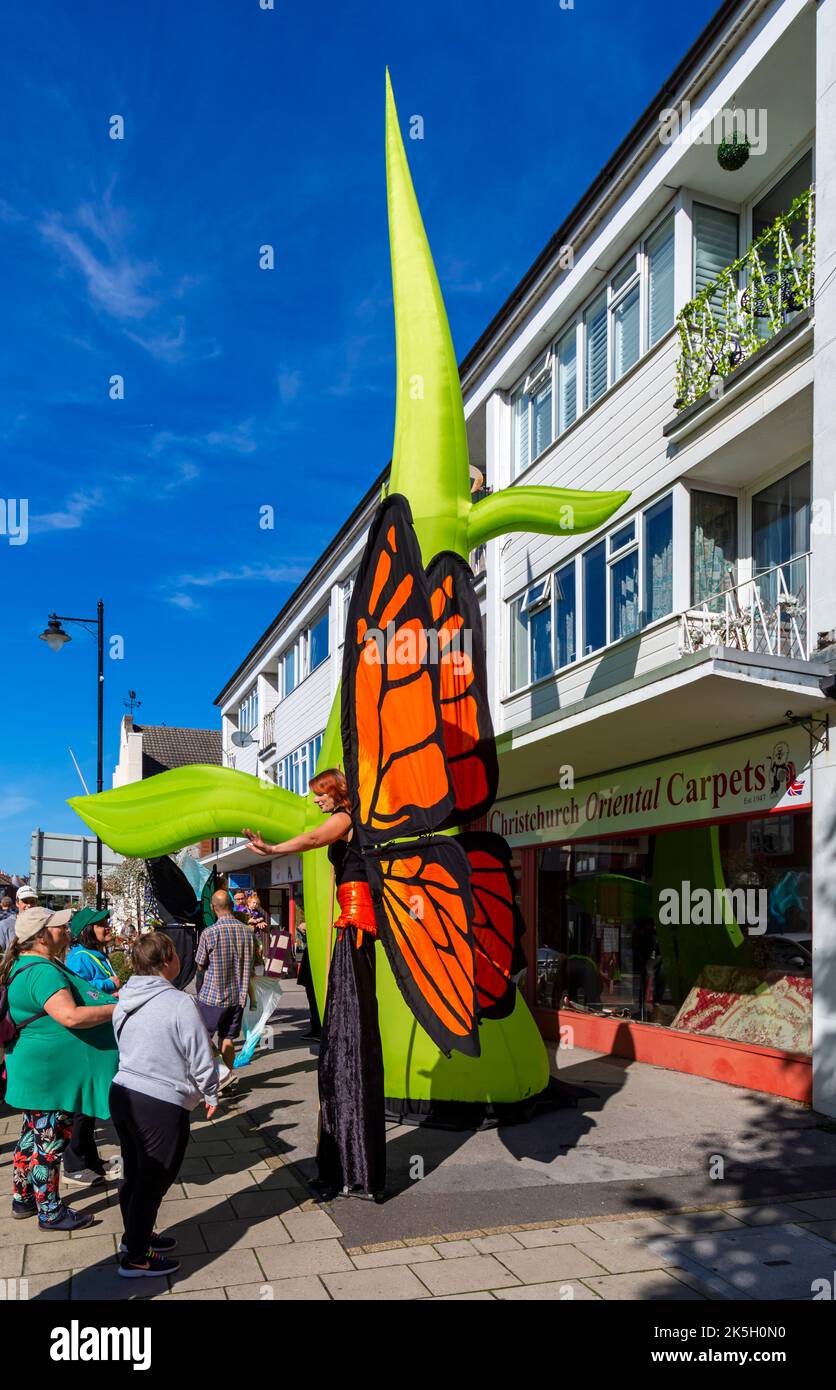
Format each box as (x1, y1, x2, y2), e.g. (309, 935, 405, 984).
(110, 931, 219, 1279)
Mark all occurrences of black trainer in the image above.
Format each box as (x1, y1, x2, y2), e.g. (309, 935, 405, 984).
(11, 1195, 37, 1219)
(118, 1250, 180, 1279)
(118, 1232, 177, 1255)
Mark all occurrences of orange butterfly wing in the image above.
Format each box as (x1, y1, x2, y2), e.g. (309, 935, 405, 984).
(425, 553, 498, 826)
(342, 495, 455, 845)
(367, 837, 480, 1058)
(456, 831, 527, 1021)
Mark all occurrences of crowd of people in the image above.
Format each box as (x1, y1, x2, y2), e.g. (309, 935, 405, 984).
(1, 765, 386, 1267)
(0, 883, 275, 1278)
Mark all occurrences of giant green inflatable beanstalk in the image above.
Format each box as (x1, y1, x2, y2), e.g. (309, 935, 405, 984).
(69, 73, 630, 1109)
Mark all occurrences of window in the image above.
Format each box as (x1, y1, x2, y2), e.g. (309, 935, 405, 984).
(608, 524, 639, 642)
(525, 579, 553, 683)
(309, 611, 329, 672)
(583, 542, 606, 655)
(511, 208, 676, 470)
(508, 495, 674, 689)
(280, 644, 298, 698)
(752, 463, 810, 575)
(585, 291, 608, 407)
(647, 213, 675, 347)
(508, 579, 554, 691)
(238, 689, 259, 733)
(276, 732, 325, 796)
(510, 595, 529, 692)
(691, 491, 737, 604)
(554, 562, 576, 669)
(512, 351, 554, 478)
(693, 203, 739, 320)
(556, 327, 577, 435)
(643, 494, 673, 624)
(339, 574, 356, 642)
(610, 258, 641, 384)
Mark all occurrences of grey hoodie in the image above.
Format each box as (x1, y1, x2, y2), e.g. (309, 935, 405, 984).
(112, 974, 219, 1111)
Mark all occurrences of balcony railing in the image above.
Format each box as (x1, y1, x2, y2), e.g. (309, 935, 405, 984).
(675, 187, 814, 410)
(261, 706, 277, 750)
(680, 554, 811, 662)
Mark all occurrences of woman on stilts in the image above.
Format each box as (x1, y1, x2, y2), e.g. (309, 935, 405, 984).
(243, 767, 385, 1202)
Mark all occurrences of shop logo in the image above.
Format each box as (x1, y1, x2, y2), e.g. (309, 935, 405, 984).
(657, 882, 767, 934)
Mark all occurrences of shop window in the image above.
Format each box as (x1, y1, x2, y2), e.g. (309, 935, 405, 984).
(534, 809, 812, 1054)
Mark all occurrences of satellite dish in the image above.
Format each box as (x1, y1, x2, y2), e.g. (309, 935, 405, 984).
(230, 730, 255, 749)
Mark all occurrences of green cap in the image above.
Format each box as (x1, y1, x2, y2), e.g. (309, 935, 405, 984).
(69, 906, 110, 940)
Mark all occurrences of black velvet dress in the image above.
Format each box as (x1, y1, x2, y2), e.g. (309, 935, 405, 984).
(315, 837, 386, 1196)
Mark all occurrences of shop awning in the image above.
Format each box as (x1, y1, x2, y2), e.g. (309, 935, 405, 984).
(497, 645, 832, 797)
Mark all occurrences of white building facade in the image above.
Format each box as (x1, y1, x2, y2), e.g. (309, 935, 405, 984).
(207, 0, 836, 1111)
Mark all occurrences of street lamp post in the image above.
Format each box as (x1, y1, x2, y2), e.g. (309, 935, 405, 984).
(39, 601, 105, 908)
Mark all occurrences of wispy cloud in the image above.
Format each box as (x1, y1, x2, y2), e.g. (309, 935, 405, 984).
(176, 562, 309, 589)
(29, 488, 106, 534)
(40, 202, 159, 322)
(164, 559, 310, 611)
(0, 795, 37, 824)
(277, 369, 302, 403)
(163, 460, 201, 491)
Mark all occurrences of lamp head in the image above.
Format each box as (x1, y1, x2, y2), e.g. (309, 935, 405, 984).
(39, 616, 71, 652)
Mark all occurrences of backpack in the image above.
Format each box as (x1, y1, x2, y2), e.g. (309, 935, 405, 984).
(0, 962, 50, 1051)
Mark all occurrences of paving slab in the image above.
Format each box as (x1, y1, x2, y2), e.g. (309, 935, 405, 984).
(22, 1272, 72, 1301)
(322, 1265, 430, 1300)
(201, 1216, 292, 1252)
(495, 1244, 607, 1284)
(731, 1203, 814, 1226)
(583, 1270, 706, 1300)
(413, 1254, 522, 1296)
(280, 1207, 342, 1242)
(495, 1279, 601, 1300)
(256, 1239, 354, 1280)
(24, 1234, 116, 1276)
(167, 1248, 265, 1295)
(513, 1225, 606, 1248)
(228, 1189, 299, 1221)
(645, 1223, 836, 1299)
(228, 1276, 330, 1301)
(351, 1245, 441, 1269)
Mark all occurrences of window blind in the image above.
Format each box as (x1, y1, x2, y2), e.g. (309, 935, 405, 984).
(585, 292, 608, 406)
(647, 214, 675, 346)
(557, 330, 577, 434)
(693, 203, 739, 316)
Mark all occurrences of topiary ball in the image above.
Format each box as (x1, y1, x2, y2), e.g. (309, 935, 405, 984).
(717, 135, 751, 171)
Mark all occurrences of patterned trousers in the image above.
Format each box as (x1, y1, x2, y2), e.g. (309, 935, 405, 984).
(13, 1110, 73, 1223)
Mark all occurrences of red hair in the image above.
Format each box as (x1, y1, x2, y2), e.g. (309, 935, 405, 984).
(309, 767, 350, 811)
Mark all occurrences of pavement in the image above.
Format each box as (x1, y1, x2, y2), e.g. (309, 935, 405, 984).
(3, 979, 836, 1302)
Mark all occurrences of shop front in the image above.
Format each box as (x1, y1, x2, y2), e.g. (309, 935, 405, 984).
(493, 726, 814, 1101)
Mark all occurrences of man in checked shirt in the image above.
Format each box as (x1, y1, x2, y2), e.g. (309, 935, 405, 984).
(195, 890, 254, 1071)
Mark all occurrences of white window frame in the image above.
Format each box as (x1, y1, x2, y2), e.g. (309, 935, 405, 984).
(238, 689, 259, 733)
(506, 490, 676, 695)
(510, 201, 677, 477)
(308, 608, 330, 673)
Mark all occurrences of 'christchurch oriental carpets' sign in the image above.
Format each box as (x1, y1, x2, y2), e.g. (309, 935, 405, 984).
(491, 728, 811, 847)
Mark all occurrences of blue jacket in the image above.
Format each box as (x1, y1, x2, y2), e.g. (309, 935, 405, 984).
(0, 910, 16, 953)
(65, 944, 120, 994)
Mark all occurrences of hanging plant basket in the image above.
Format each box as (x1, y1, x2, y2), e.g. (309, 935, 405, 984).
(717, 134, 751, 172)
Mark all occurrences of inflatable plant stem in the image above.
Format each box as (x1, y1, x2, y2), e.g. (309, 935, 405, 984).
(70, 74, 629, 1107)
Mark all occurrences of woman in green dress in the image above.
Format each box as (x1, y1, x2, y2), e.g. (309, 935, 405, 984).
(1, 907, 118, 1231)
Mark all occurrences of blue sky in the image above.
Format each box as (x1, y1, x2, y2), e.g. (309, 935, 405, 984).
(0, 0, 721, 874)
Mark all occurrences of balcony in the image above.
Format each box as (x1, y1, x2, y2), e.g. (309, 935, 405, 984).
(260, 706, 277, 754)
(675, 187, 815, 411)
(680, 554, 811, 663)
